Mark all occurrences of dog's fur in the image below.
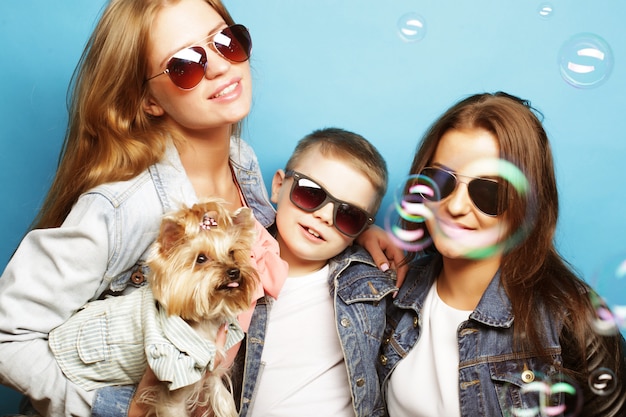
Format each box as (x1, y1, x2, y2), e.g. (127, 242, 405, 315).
(139, 199, 259, 417)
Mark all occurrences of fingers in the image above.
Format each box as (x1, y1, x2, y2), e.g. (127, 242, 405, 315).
(394, 262, 409, 288)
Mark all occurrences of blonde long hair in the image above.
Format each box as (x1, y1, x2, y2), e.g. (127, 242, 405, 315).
(34, 0, 239, 229)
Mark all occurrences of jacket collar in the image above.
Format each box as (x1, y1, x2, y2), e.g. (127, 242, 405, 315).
(470, 271, 514, 328)
(328, 245, 398, 303)
(395, 253, 514, 328)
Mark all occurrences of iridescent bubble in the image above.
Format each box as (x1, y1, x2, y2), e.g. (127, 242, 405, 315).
(386, 159, 536, 258)
(501, 372, 582, 417)
(591, 252, 626, 337)
(537, 3, 555, 19)
(429, 158, 534, 260)
(397, 12, 427, 42)
(540, 375, 582, 417)
(588, 367, 617, 396)
(589, 291, 621, 336)
(558, 33, 614, 89)
(383, 174, 437, 252)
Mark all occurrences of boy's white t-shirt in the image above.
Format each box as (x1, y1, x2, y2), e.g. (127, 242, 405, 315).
(248, 265, 353, 417)
(386, 282, 472, 417)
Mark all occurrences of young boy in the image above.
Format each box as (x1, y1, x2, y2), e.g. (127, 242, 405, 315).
(233, 128, 397, 417)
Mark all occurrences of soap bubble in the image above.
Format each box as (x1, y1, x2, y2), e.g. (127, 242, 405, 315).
(397, 12, 427, 42)
(558, 33, 614, 89)
(537, 3, 555, 19)
(591, 252, 626, 337)
(588, 367, 617, 396)
(430, 158, 534, 260)
(384, 159, 536, 257)
(501, 372, 582, 417)
(383, 174, 436, 252)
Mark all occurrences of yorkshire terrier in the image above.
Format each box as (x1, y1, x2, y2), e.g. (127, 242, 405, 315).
(49, 199, 259, 417)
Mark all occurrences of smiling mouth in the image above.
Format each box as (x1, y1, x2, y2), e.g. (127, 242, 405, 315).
(437, 221, 472, 238)
(301, 224, 324, 241)
(212, 82, 238, 98)
(307, 227, 321, 238)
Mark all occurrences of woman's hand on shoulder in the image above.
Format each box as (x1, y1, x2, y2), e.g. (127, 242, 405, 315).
(357, 225, 408, 287)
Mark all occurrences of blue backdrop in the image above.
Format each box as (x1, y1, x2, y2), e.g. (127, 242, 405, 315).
(1, 0, 625, 413)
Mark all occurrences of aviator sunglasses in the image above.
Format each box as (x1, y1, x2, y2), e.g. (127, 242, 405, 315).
(420, 166, 506, 216)
(285, 170, 375, 237)
(146, 24, 252, 90)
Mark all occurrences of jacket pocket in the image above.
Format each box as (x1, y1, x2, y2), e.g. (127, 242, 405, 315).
(489, 357, 581, 417)
(76, 315, 107, 364)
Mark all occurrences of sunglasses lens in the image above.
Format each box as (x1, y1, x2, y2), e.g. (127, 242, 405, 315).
(421, 168, 456, 200)
(214, 24, 252, 63)
(468, 179, 502, 216)
(167, 46, 207, 89)
(291, 179, 327, 211)
(335, 204, 369, 236)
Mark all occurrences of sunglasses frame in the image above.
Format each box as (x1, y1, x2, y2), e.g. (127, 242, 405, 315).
(285, 170, 375, 237)
(420, 166, 505, 216)
(145, 24, 252, 90)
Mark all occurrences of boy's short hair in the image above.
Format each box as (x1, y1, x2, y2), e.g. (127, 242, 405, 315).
(285, 128, 388, 214)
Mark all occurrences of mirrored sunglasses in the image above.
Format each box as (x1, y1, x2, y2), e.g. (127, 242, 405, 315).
(146, 24, 251, 90)
(285, 170, 374, 237)
(420, 166, 506, 216)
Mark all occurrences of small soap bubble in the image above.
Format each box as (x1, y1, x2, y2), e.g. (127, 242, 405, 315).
(537, 3, 555, 19)
(589, 291, 620, 336)
(501, 372, 582, 417)
(397, 12, 427, 42)
(591, 252, 626, 337)
(383, 174, 436, 252)
(433, 158, 533, 260)
(588, 367, 617, 396)
(558, 33, 614, 89)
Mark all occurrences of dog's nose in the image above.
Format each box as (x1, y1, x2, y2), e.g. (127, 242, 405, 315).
(227, 268, 240, 280)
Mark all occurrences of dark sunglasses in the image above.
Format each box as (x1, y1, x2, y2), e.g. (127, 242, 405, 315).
(285, 170, 374, 237)
(146, 24, 252, 90)
(420, 166, 506, 216)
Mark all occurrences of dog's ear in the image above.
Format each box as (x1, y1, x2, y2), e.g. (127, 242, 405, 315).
(232, 207, 254, 229)
(158, 218, 186, 255)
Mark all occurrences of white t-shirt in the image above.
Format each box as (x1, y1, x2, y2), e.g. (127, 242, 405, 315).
(248, 265, 353, 417)
(387, 282, 472, 417)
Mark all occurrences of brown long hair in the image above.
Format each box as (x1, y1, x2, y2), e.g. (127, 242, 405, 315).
(33, 0, 239, 229)
(406, 92, 593, 359)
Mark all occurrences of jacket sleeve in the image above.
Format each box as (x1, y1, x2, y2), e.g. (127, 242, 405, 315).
(0, 193, 117, 416)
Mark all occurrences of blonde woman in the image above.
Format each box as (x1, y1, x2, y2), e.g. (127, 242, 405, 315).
(0, 0, 403, 415)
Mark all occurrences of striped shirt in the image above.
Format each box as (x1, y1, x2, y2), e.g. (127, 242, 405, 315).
(49, 285, 243, 391)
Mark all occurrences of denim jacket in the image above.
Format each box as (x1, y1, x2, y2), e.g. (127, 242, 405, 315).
(378, 254, 626, 417)
(232, 245, 398, 417)
(0, 137, 273, 417)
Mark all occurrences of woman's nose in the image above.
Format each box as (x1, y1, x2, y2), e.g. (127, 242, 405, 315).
(203, 46, 230, 79)
(444, 182, 472, 215)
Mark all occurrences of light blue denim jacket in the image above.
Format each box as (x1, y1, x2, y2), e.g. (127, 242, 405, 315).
(0, 137, 274, 417)
(378, 253, 626, 417)
(232, 245, 398, 417)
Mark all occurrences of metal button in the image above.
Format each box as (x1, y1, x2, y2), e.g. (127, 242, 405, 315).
(380, 355, 388, 366)
(413, 316, 418, 328)
(340, 317, 351, 327)
(131, 270, 145, 284)
(356, 378, 365, 387)
(521, 370, 535, 383)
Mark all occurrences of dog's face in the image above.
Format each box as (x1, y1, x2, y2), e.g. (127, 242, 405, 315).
(148, 200, 259, 322)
